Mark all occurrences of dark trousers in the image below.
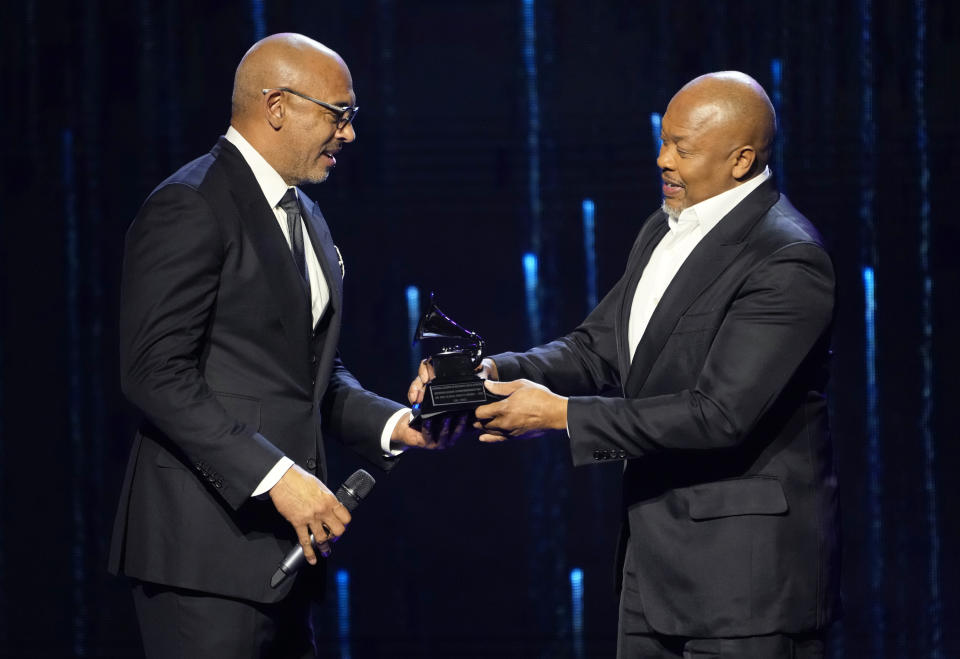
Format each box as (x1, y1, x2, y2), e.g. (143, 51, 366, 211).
(617, 629, 825, 659)
(132, 579, 316, 659)
(616, 573, 825, 659)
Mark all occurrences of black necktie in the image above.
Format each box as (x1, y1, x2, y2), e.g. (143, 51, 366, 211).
(278, 189, 311, 301)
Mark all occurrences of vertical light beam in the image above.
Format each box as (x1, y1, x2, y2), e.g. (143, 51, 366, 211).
(582, 199, 597, 313)
(521, 0, 542, 353)
(914, 1, 941, 655)
(570, 568, 584, 659)
(863, 266, 884, 657)
(337, 569, 351, 659)
(523, 253, 541, 345)
(63, 129, 88, 657)
(770, 58, 785, 190)
(521, 0, 541, 257)
(859, 0, 883, 654)
(650, 112, 662, 199)
(406, 286, 421, 375)
(249, 0, 266, 40)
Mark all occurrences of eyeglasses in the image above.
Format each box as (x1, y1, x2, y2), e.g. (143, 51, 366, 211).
(261, 87, 359, 129)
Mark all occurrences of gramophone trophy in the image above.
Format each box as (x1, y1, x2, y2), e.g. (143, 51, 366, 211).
(410, 293, 505, 425)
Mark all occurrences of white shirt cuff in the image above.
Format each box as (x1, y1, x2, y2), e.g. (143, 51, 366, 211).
(252, 456, 294, 497)
(381, 407, 412, 456)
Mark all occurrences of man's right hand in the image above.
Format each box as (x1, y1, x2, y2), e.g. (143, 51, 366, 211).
(268, 464, 350, 565)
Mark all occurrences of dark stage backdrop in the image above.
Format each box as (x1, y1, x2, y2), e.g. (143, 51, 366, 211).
(1, 1, 958, 657)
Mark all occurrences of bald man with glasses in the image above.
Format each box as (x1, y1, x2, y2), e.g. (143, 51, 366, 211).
(109, 33, 438, 658)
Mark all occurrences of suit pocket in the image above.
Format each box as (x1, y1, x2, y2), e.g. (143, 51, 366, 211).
(684, 476, 788, 520)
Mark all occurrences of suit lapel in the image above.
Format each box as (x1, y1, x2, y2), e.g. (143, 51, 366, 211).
(299, 194, 341, 320)
(214, 138, 312, 343)
(622, 180, 781, 396)
(616, 213, 670, 380)
(298, 193, 342, 409)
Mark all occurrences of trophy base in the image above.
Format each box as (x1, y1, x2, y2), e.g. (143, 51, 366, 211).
(409, 376, 506, 427)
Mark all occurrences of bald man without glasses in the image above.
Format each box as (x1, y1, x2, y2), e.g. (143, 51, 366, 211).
(410, 72, 840, 658)
(110, 34, 440, 658)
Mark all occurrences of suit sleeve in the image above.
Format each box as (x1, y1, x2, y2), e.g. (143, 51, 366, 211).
(320, 355, 405, 471)
(120, 184, 285, 509)
(564, 242, 834, 464)
(493, 272, 626, 397)
(300, 200, 405, 471)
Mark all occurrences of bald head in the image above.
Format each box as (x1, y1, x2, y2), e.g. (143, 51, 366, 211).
(673, 71, 777, 169)
(657, 71, 777, 216)
(232, 33, 348, 123)
(229, 33, 357, 186)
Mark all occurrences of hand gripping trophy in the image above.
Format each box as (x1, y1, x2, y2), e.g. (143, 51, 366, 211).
(410, 293, 505, 426)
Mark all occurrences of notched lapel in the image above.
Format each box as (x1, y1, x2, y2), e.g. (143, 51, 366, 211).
(624, 241, 744, 395)
(623, 181, 780, 396)
(215, 139, 313, 344)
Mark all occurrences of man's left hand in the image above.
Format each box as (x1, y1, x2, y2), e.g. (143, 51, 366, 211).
(391, 412, 470, 450)
(474, 379, 568, 442)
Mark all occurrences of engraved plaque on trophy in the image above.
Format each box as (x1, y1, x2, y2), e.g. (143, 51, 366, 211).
(410, 293, 505, 425)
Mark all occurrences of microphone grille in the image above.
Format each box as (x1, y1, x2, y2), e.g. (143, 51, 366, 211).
(337, 469, 376, 511)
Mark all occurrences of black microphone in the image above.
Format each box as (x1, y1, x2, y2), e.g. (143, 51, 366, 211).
(270, 468, 376, 588)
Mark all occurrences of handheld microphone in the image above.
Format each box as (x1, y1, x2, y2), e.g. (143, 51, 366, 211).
(270, 468, 376, 588)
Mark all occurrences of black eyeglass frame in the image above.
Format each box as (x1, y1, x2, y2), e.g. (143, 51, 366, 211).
(261, 87, 359, 129)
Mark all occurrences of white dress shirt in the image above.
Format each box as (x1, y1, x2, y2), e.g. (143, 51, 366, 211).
(627, 168, 772, 361)
(224, 127, 408, 497)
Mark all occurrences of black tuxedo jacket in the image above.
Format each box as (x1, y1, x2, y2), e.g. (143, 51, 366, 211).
(108, 137, 404, 603)
(493, 180, 840, 637)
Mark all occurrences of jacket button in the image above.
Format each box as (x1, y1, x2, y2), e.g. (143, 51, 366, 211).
(306, 457, 317, 470)
(593, 450, 602, 461)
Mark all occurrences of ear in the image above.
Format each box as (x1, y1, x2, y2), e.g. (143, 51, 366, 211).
(263, 90, 285, 130)
(731, 145, 757, 180)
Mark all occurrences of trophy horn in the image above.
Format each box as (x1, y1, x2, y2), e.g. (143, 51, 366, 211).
(414, 293, 481, 344)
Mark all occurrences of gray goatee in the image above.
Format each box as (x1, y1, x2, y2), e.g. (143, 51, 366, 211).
(661, 200, 681, 220)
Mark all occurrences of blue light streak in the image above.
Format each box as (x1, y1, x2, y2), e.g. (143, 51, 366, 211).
(650, 112, 662, 199)
(523, 253, 541, 345)
(337, 569, 351, 659)
(915, 0, 941, 655)
(63, 129, 87, 657)
(650, 113, 661, 154)
(406, 285, 421, 375)
(521, 0, 542, 351)
(570, 568, 584, 658)
(522, 0, 541, 256)
(249, 0, 266, 40)
(863, 265, 884, 657)
(859, 0, 883, 652)
(770, 58, 785, 190)
(582, 199, 597, 312)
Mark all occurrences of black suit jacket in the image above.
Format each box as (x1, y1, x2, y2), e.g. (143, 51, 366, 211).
(108, 138, 404, 603)
(493, 180, 840, 637)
